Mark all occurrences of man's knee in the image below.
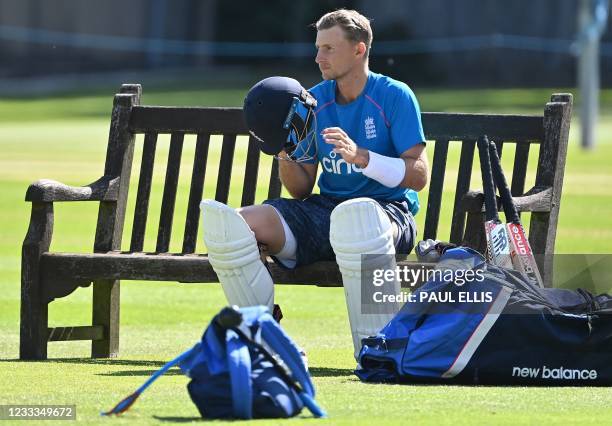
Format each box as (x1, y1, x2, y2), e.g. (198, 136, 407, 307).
(237, 205, 284, 250)
(330, 198, 395, 254)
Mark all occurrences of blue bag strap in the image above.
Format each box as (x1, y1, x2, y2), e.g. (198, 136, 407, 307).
(102, 346, 198, 416)
(258, 315, 327, 417)
(225, 329, 252, 419)
(259, 314, 315, 397)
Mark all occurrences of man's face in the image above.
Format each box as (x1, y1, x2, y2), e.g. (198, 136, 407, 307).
(315, 25, 363, 80)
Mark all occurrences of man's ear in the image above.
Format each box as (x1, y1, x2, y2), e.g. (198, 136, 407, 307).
(356, 42, 366, 58)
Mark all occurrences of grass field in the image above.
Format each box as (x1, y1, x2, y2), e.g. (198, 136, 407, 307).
(1, 86, 611, 424)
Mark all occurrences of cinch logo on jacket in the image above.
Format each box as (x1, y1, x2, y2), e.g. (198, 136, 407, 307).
(321, 151, 363, 175)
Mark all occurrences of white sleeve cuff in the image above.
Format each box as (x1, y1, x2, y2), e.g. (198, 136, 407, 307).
(362, 151, 406, 188)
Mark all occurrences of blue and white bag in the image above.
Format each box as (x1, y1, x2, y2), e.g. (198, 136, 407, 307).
(103, 306, 326, 419)
(357, 247, 612, 385)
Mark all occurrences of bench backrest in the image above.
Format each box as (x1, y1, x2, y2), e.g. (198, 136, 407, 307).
(98, 84, 572, 266)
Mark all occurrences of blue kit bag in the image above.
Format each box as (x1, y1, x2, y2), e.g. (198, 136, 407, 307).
(357, 247, 612, 385)
(103, 306, 326, 419)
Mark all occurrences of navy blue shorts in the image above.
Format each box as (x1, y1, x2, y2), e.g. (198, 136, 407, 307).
(263, 194, 417, 268)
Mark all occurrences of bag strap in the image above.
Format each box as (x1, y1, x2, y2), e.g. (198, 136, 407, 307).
(258, 315, 327, 417)
(102, 346, 198, 416)
(259, 313, 314, 397)
(225, 329, 252, 419)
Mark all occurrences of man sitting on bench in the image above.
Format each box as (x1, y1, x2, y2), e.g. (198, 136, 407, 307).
(200, 9, 429, 359)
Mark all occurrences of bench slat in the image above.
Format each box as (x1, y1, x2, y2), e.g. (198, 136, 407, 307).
(128, 107, 544, 142)
(41, 252, 432, 287)
(129, 106, 247, 134)
(241, 136, 261, 207)
(422, 113, 543, 141)
(512, 141, 530, 196)
(182, 133, 211, 254)
(130, 133, 157, 252)
(423, 139, 449, 240)
(215, 134, 237, 204)
(268, 157, 282, 200)
(494, 140, 504, 158)
(449, 139, 476, 243)
(47, 326, 105, 342)
(156, 133, 184, 253)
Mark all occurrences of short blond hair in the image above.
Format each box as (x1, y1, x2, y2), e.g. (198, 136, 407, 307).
(316, 9, 373, 57)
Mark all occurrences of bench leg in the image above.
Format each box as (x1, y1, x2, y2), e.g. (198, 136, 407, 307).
(91, 279, 120, 358)
(20, 276, 49, 360)
(20, 202, 53, 360)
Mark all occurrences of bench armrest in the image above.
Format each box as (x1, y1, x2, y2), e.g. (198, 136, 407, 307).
(461, 186, 553, 214)
(25, 175, 120, 202)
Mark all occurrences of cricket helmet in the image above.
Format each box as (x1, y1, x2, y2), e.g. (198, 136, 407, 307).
(243, 76, 318, 161)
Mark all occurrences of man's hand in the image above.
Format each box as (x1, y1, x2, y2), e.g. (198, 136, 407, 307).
(322, 127, 369, 168)
(277, 150, 318, 200)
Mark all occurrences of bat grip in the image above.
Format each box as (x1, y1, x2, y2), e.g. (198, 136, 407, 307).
(488, 141, 520, 223)
(477, 135, 498, 222)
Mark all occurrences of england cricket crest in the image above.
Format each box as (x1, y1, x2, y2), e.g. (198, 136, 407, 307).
(364, 116, 376, 140)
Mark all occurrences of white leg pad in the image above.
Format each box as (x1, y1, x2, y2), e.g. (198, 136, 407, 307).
(330, 198, 401, 360)
(200, 199, 274, 310)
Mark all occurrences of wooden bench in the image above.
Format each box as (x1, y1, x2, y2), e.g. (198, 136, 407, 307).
(20, 84, 573, 360)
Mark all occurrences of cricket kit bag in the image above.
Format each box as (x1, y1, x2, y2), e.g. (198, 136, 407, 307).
(356, 247, 612, 385)
(103, 306, 326, 419)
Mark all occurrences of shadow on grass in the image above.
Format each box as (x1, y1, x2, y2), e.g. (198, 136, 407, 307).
(153, 416, 203, 422)
(97, 366, 355, 378)
(98, 368, 182, 377)
(0, 358, 166, 367)
(1, 358, 355, 381)
(0, 358, 355, 378)
(308, 367, 354, 377)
